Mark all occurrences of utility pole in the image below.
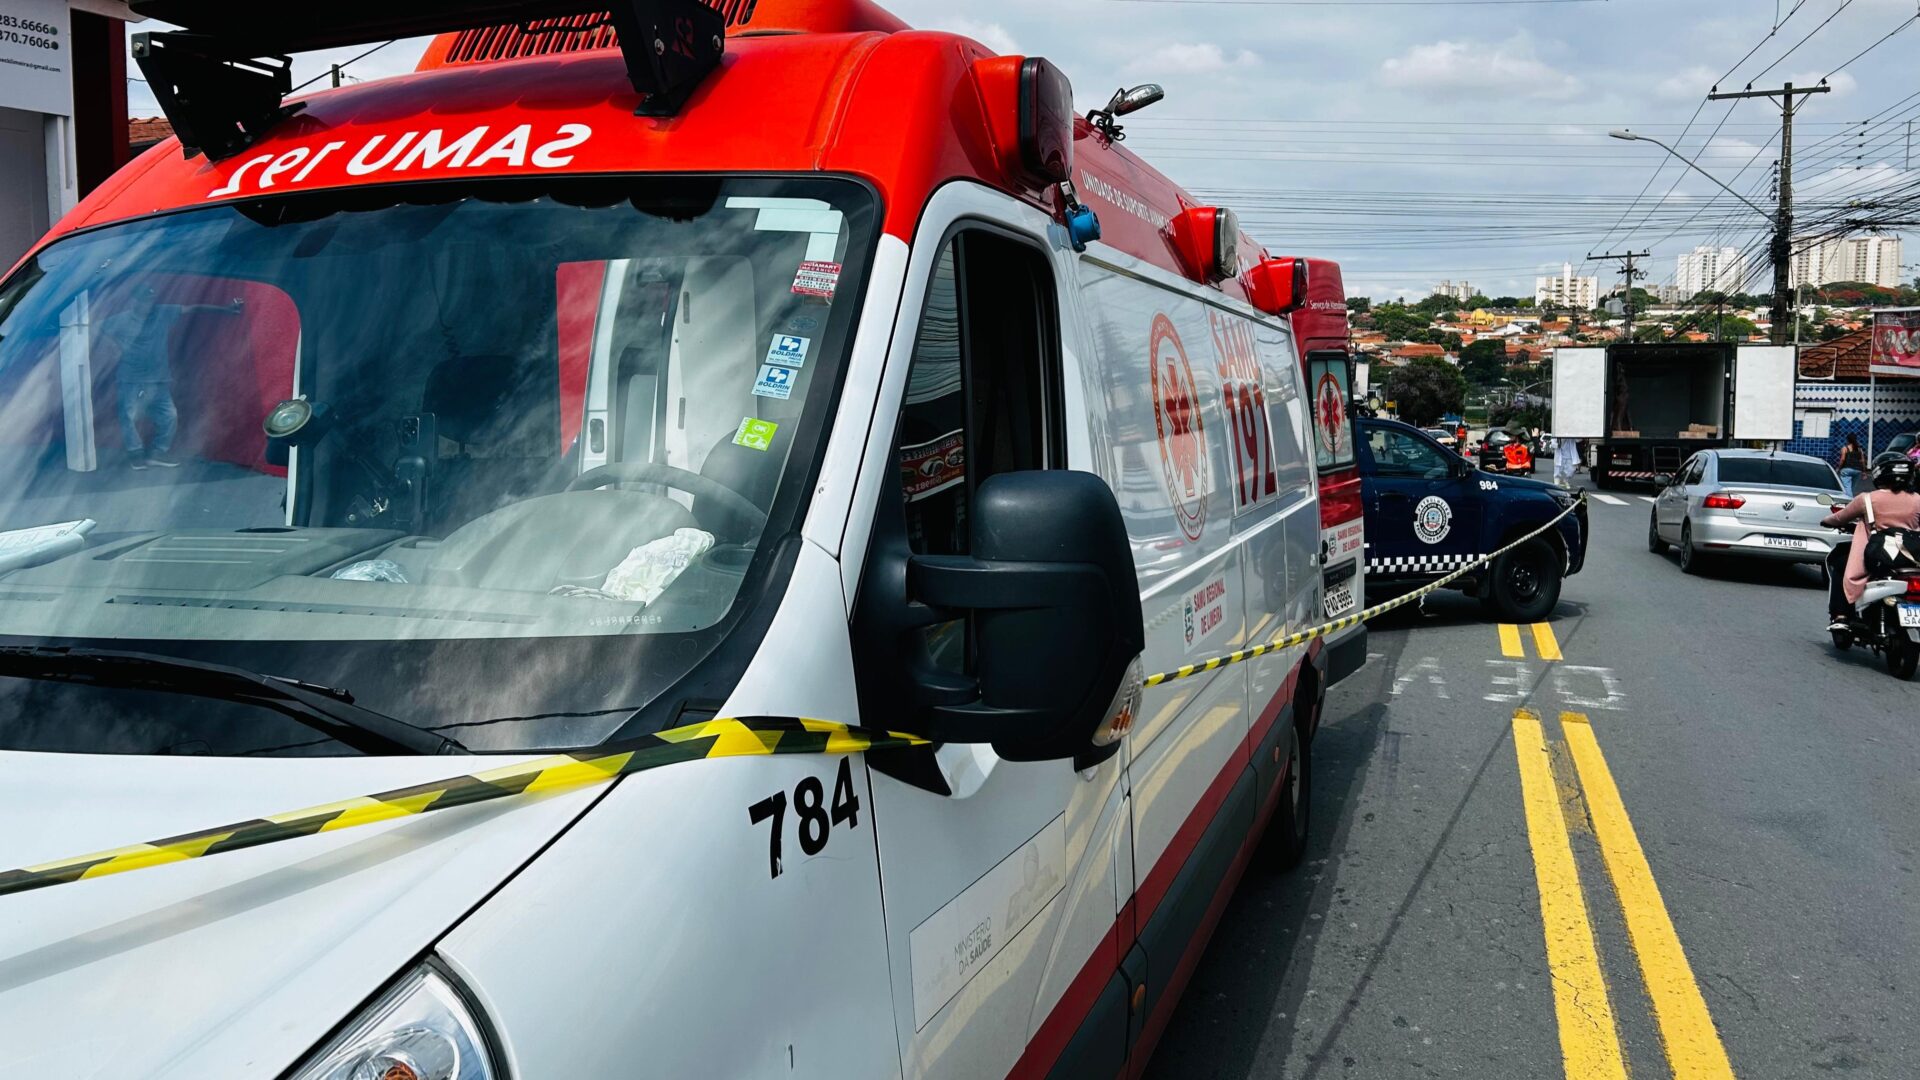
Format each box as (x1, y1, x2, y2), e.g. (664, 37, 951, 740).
(1587, 250, 1649, 340)
(1709, 81, 1830, 344)
(330, 63, 343, 88)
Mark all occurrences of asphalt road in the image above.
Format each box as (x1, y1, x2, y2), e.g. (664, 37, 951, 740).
(1148, 483, 1920, 1079)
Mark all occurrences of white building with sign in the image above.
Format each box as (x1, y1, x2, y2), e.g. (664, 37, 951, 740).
(0, 1, 138, 269)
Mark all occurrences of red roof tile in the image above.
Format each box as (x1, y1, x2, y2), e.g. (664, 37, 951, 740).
(1796, 328, 1920, 380)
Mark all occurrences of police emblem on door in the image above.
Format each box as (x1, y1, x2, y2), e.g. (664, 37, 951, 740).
(1414, 495, 1453, 544)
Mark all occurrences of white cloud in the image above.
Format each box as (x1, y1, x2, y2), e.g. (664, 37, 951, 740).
(1655, 65, 1716, 102)
(926, 17, 1021, 56)
(1801, 161, 1913, 194)
(1379, 37, 1579, 100)
(1129, 42, 1262, 76)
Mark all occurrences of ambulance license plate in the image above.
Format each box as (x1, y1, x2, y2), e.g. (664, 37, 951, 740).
(1900, 603, 1920, 629)
(1324, 581, 1355, 618)
(1764, 536, 1806, 550)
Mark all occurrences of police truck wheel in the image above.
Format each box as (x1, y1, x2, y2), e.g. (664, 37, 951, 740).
(1647, 509, 1667, 554)
(1488, 537, 1561, 622)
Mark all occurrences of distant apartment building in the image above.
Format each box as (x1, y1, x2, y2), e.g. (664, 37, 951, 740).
(1653, 284, 1684, 303)
(1534, 263, 1597, 310)
(1676, 246, 1747, 298)
(1789, 234, 1903, 289)
(1434, 280, 1477, 302)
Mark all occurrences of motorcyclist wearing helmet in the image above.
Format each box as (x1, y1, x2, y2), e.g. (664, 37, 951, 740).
(1823, 453, 1920, 629)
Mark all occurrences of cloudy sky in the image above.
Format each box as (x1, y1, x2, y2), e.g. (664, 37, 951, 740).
(128, 0, 1920, 303)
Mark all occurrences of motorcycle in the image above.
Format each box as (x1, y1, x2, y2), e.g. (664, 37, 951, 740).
(1822, 499, 1920, 681)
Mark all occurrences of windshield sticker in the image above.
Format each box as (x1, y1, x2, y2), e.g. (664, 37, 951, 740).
(206, 123, 595, 198)
(899, 430, 965, 502)
(765, 334, 810, 369)
(787, 315, 820, 333)
(1415, 495, 1454, 544)
(791, 260, 841, 299)
(752, 364, 797, 400)
(733, 417, 780, 451)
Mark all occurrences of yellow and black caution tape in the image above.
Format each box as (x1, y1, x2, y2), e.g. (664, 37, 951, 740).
(1144, 493, 1587, 688)
(0, 716, 926, 898)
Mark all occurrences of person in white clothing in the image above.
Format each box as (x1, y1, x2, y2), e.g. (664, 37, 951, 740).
(1552, 435, 1581, 488)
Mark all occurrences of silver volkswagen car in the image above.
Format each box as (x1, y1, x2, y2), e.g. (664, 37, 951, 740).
(1648, 449, 1845, 574)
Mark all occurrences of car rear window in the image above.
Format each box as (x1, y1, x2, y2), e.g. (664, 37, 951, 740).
(1717, 457, 1840, 490)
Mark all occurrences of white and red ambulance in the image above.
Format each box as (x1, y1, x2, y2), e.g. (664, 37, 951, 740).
(0, 1, 1356, 1076)
(1290, 259, 1367, 681)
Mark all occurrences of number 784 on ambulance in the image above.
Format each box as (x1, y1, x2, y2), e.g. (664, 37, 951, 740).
(0, 1, 1367, 1076)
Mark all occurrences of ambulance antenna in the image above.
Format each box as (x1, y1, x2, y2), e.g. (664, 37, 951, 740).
(1086, 83, 1164, 142)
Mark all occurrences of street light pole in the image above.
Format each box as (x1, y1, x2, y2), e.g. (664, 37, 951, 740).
(1614, 83, 1830, 347)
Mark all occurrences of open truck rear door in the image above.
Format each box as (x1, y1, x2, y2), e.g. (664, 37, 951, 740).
(1732, 345, 1796, 442)
(1552, 347, 1607, 438)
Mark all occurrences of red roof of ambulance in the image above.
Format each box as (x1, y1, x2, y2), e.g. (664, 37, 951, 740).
(41, 2, 1264, 301)
(1290, 258, 1349, 354)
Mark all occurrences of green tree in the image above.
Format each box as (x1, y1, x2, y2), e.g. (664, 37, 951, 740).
(1412, 293, 1459, 319)
(1516, 296, 1537, 309)
(1372, 304, 1427, 342)
(1463, 294, 1494, 309)
(1346, 296, 1371, 314)
(1384, 356, 1467, 426)
(1488, 296, 1521, 308)
(1459, 338, 1507, 386)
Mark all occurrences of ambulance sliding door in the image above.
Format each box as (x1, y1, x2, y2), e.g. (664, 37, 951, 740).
(1239, 318, 1318, 819)
(1076, 255, 1253, 1046)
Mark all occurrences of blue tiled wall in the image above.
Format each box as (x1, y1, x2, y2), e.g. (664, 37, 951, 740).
(1787, 380, 1920, 462)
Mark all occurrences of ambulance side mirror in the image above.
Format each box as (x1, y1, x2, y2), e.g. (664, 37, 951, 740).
(907, 471, 1145, 762)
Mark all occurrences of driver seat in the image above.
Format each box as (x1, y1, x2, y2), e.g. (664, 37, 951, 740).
(420, 353, 564, 531)
(693, 431, 779, 534)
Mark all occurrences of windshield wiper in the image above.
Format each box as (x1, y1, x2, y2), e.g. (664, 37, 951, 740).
(0, 645, 463, 756)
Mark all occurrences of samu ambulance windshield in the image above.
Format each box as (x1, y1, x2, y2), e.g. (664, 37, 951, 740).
(0, 176, 875, 755)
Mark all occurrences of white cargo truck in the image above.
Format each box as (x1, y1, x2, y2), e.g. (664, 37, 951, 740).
(1552, 343, 1797, 488)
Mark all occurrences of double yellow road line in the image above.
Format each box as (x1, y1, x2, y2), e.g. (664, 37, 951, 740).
(1499, 622, 1563, 661)
(1513, 708, 1736, 1080)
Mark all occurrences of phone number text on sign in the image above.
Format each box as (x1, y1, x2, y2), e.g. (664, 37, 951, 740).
(0, 30, 59, 49)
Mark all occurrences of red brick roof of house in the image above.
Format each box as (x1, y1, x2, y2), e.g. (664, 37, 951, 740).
(129, 118, 175, 148)
(1796, 328, 1919, 381)
(1391, 343, 1447, 361)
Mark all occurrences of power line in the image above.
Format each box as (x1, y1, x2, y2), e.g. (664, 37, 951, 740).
(288, 40, 393, 94)
(1821, 12, 1920, 81)
(1745, 0, 1856, 85)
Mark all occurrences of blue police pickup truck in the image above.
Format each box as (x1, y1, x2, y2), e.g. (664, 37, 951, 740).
(1357, 418, 1587, 621)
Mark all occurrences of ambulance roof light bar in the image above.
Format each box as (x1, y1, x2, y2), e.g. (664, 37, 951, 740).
(127, 0, 751, 161)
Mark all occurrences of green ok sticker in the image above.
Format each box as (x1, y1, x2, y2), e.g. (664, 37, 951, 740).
(733, 417, 780, 452)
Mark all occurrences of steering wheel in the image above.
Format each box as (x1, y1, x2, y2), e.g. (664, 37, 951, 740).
(566, 462, 768, 539)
